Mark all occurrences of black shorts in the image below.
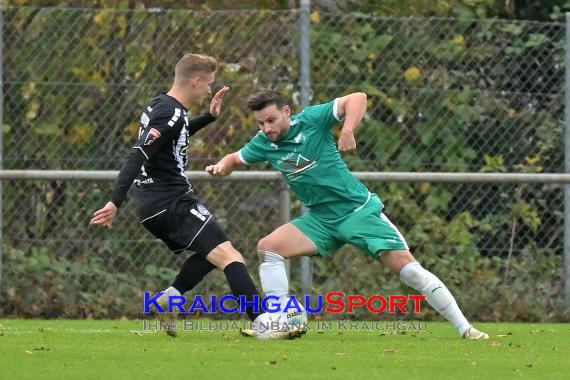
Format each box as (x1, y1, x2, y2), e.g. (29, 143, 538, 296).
(139, 193, 229, 256)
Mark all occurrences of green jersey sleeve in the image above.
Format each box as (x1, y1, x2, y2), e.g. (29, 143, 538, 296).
(300, 98, 342, 131)
(238, 131, 268, 164)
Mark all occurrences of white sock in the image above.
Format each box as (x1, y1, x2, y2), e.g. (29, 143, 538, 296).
(399, 262, 471, 336)
(258, 250, 289, 306)
(163, 286, 182, 298)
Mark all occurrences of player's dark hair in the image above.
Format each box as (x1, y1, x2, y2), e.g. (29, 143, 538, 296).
(247, 90, 291, 111)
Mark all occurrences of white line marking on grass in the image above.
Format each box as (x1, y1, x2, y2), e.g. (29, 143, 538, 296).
(2, 327, 158, 335)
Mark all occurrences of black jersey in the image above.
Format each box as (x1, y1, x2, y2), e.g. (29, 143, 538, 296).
(110, 93, 215, 219)
(134, 94, 193, 188)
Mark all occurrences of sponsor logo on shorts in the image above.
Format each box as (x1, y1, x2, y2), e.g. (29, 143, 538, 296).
(197, 204, 210, 216)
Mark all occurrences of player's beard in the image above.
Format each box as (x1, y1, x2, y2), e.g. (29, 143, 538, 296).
(267, 130, 286, 142)
(268, 123, 289, 142)
(266, 132, 279, 142)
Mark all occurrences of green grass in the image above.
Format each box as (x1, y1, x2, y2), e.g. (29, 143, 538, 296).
(1, 319, 569, 379)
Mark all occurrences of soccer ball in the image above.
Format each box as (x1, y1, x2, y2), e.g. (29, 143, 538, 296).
(254, 311, 283, 333)
(278, 297, 308, 328)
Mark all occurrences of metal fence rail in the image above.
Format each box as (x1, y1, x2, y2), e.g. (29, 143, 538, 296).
(2, 169, 570, 183)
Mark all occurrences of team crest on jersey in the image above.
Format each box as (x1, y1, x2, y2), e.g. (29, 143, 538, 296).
(144, 128, 161, 146)
(197, 204, 211, 216)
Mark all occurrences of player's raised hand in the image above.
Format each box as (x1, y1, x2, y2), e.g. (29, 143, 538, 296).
(209, 86, 230, 118)
(90, 201, 118, 229)
(338, 130, 357, 153)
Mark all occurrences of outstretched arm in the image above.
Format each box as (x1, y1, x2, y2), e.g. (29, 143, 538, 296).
(205, 152, 243, 177)
(90, 149, 145, 228)
(336, 92, 367, 153)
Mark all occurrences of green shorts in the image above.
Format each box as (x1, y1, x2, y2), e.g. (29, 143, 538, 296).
(290, 193, 409, 258)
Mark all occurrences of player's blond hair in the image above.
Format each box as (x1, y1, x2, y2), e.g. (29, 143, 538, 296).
(174, 53, 217, 82)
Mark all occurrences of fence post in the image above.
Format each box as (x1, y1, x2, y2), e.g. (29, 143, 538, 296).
(563, 12, 570, 313)
(299, 0, 313, 300)
(0, 0, 4, 289)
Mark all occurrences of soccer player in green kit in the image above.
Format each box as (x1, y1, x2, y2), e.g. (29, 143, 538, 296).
(206, 89, 488, 340)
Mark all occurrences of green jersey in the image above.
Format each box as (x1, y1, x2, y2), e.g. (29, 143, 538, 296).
(239, 99, 377, 220)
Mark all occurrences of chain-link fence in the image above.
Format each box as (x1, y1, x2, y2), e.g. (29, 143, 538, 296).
(0, 6, 567, 321)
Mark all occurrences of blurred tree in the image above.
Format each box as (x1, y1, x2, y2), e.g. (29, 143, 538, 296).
(5, 0, 570, 20)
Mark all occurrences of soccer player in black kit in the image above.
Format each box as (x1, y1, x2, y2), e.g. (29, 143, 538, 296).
(90, 53, 299, 340)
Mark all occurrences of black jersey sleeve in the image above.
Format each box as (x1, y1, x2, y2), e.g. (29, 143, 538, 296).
(110, 148, 145, 208)
(187, 112, 216, 136)
(135, 107, 185, 160)
(110, 107, 183, 208)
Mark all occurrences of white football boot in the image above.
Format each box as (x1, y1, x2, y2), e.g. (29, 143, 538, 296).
(152, 287, 180, 337)
(462, 326, 489, 340)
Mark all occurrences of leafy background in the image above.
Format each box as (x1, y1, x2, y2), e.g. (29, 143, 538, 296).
(1, 0, 568, 321)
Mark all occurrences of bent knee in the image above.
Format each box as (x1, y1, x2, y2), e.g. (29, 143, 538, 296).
(207, 242, 244, 269)
(257, 236, 278, 253)
(381, 250, 416, 275)
(223, 248, 244, 263)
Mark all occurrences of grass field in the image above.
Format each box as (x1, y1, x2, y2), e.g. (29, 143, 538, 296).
(1, 319, 569, 379)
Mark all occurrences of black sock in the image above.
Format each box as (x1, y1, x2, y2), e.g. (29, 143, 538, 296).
(223, 262, 263, 321)
(171, 253, 216, 294)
